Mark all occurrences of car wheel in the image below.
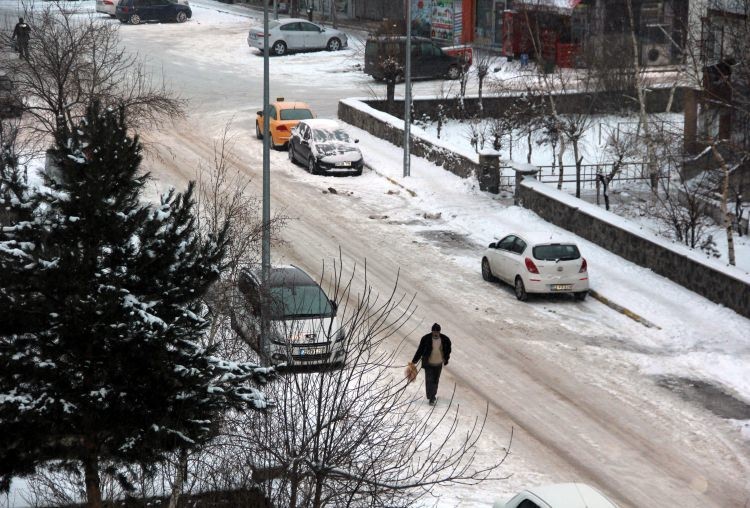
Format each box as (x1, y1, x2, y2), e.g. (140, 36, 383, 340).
(514, 276, 528, 302)
(575, 291, 588, 301)
(481, 258, 496, 282)
(308, 157, 317, 174)
(255, 121, 262, 139)
(288, 142, 296, 163)
(326, 37, 342, 51)
(447, 65, 461, 80)
(129, 13, 141, 24)
(176, 11, 187, 22)
(272, 41, 287, 56)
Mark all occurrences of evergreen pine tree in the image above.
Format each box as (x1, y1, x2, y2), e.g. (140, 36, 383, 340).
(0, 103, 272, 506)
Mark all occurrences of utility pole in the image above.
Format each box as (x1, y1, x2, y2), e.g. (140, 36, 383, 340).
(403, 0, 412, 177)
(261, 0, 271, 364)
(274, 0, 279, 20)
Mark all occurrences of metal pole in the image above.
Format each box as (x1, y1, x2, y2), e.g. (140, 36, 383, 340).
(274, 0, 278, 20)
(261, 0, 271, 363)
(403, 0, 412, 177)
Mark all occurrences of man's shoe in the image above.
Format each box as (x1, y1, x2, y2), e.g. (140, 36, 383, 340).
(429, 397, 436, 406)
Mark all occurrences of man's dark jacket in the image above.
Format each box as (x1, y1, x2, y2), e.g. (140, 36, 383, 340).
(412, 333, 451, 366)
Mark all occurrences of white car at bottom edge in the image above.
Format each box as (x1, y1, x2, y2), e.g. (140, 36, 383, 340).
(493, 483, 619, 508)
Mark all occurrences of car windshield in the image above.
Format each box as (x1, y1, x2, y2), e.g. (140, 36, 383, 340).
(280, 108, 313, 121)
(268, 284, 334, 320)
(312, 128, 351, 143)
(533, 244, 581, 261)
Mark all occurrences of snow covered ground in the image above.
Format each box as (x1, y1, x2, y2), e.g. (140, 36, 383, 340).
(2, 0, 750, 506)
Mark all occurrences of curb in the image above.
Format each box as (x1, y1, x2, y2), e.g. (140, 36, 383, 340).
(589, 289, 661, 329)
(364, 162, 417, 197)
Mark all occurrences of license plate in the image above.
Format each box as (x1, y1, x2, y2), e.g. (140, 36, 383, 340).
(336, 161, 352, 167)
(298, 346, 324, 356)
(552, 284, 572, 291)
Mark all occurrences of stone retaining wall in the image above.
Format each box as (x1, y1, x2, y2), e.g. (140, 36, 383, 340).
(338, 99, 480, 180)
(517, 180, 750, 319)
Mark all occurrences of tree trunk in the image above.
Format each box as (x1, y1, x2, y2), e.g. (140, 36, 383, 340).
(625, 0, 658, 192)
(713, 146, 736, 265)
(557, 136, 566, 191)
(573, 138, 582, 198)
(84, 455, 103, 508)
(527, 131, 532, 164)
(478, 77, 484, 112)
(168, 449, 189, 508)
(386, 82, 395, 112)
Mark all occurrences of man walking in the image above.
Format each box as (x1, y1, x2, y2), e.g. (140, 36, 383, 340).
(12, 17, 31, 60)
(410, 323, 451, 405)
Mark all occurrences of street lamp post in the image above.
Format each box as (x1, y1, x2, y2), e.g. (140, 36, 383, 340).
(261, 0, 271, 363)
(403, 0, 412, 177)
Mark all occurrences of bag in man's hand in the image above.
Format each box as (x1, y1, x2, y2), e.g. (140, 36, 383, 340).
(404, 362, 418, 383)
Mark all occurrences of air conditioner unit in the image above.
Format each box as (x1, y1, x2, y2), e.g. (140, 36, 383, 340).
(641, 43, 671, 66)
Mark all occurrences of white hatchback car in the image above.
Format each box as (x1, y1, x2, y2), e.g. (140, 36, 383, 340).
(247, 18, 348, 56)
(481, 233, 589, 301)
(493, 483, 618, 508)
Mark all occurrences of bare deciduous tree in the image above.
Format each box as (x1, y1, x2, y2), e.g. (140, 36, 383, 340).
(1, 2, 184, 146)
(170, 261, 509, 508)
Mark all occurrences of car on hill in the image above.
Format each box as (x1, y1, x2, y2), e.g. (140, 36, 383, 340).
(288, 119, 363, 176)
(256, 98, 314, 149)
(230, 265, 346, 369)
(493, 483, 619, 508)
(364, 35, 471, 81)
(247, 18, 348, 56)
(116, 0, 192, 24)
(481, 233, 589, 301)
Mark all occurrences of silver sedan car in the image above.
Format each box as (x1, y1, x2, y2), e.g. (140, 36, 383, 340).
(247, 18, 348, 56)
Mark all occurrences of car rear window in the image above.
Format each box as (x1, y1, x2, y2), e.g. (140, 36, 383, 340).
(280, 108, 313, 121)
(533, 244, 580, 261)
(313, 128, 351, 143)
(365, 41, 379, 57)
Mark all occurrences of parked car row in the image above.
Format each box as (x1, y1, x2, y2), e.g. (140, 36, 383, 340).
(255, 98, 363, 177)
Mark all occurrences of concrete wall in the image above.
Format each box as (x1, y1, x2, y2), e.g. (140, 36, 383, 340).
(338, 99, 481, 180)
(366, 86, 685, 121)
(517, 180, 750, 319)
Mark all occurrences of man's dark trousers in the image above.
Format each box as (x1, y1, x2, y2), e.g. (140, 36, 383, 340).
(424, 364, 442, 400)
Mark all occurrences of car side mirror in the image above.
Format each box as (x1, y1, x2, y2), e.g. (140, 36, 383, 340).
(301, 138, 309, 145)
(488, 242, 496, 249)
(320, 28, 325, 32)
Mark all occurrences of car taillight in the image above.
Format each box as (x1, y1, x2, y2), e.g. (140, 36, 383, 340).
(579, 258, 587, 273)
(524, 257, 539, 274)
(276, 125, 289, 132)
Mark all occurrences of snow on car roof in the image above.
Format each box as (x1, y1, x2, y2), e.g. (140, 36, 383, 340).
(301, 119, 342, 131)
(527, 483, 618, 508)
(516, 232, 578, 246)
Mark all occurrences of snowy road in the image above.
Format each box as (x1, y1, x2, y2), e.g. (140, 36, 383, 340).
(3, 1, 750, 506)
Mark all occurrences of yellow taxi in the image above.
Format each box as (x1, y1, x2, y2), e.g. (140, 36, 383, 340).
(255, 98, 315, 149)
